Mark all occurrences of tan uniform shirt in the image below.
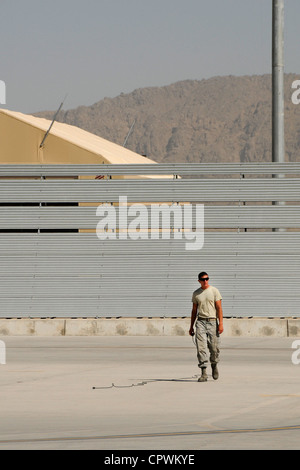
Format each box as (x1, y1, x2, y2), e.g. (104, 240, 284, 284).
(192, 285, 222, 319)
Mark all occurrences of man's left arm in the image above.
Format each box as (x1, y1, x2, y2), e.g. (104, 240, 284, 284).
(215, 300, 224, 334)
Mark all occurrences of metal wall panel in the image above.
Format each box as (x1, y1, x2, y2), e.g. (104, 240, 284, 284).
(0, 205, 299, 229)
(0, 162, 300, 176)
(0, 233, 298, 317)
(0, 163, 299, 318)
(0, 178, 299, 202)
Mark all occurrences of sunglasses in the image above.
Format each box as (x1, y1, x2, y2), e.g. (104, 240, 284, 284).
(199, 277, 209, 281)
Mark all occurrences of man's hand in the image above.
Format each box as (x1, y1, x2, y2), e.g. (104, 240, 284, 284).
(189, 304, 197, 336)
(215, 300, 223, 335)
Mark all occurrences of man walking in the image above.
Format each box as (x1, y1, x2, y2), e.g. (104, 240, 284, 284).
(189, 272, 223, 382)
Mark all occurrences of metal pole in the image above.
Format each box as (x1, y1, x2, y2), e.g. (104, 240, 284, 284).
(272, 0, 285, 231)
(272, 0, 285, 166)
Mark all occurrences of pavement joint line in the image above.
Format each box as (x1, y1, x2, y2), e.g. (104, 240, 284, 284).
(1, 425, 300, 444)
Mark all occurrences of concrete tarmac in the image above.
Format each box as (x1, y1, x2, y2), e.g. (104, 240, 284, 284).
(0, 335, 299, 450)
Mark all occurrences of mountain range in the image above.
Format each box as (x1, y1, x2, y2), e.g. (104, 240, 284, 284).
(34, 74, 300, 163)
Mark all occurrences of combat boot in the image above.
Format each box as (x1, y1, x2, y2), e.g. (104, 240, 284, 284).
(198, 367, 208, 382)
(212, 363, 219, 380)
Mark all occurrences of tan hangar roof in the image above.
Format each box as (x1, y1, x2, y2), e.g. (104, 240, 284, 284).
(0, 109, 158, 166)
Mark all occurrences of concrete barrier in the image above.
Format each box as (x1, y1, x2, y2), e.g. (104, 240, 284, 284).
(0, 317, 299, 337)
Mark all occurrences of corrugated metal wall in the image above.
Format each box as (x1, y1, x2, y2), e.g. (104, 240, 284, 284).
(0, 163, 299, 318)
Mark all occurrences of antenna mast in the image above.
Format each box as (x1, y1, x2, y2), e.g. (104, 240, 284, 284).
(123, 120, 136, 148)
(39, 95, 67, 149)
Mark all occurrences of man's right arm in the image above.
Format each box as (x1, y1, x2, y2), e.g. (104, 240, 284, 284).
(189, 303, 198, 336)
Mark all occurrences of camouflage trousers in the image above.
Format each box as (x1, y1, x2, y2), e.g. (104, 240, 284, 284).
(195, 318, 220, 368)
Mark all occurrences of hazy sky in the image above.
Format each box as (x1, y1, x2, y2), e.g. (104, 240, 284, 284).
(0, 0, 299, 113)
